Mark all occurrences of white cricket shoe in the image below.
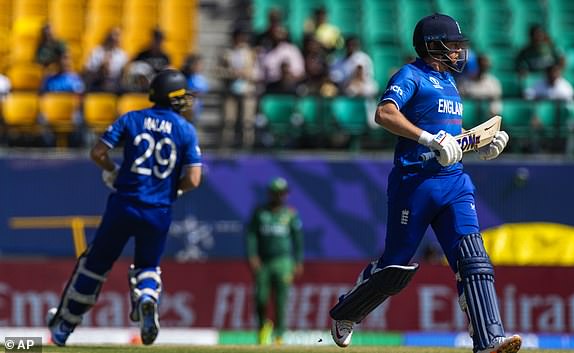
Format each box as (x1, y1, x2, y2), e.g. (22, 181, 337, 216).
(139, 296, 160, 345)
(46, 307, 75, 347)
(477, 335, 522, 353)
(331, 319, 354, 347)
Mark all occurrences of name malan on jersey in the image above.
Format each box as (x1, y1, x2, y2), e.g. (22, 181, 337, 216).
(144, 117, 172, 134)
(437, 99, 463, 116)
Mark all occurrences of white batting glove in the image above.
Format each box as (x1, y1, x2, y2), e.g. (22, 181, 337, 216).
(478, 131, 509, 160)
(419, 130, 463, 167)
(102, 164, 119, 190)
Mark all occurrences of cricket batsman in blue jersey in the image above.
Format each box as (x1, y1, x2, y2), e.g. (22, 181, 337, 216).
(330, 14, 521, 353)
(47, 69, 202, 346)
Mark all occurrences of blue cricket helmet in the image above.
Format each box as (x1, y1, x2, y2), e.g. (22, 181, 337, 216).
(413, 13, 468, 72)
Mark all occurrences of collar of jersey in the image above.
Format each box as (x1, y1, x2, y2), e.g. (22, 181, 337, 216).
(413, 58, 450, 80)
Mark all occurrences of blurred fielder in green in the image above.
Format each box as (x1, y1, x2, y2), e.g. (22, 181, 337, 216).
(246, 177, 304, 345)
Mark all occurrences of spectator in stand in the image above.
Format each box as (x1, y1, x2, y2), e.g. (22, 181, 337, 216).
(0, 71, 10, 100)
(515, 24, 565, 79)
(40, 52, 85, 94)
(265, 61, 299, 95)
(35, 23, 67, 69)
(258, 26, 305, 87)
(522, 64, 574, 153)
(83, 27, 128, 93)
(303, 7, 344, 52)
(120, 61, 155, 93)
(458, 54, 503, 116)
(254, 8, 287, 52)
(39, 51, 85, 147)
(133, 28, 171, 74)
(298, 35, 338, 97)
(343, 64, 379, 97)
(181, 54, 209, 122)
(216, 28, 259, 148)
(524, 64, 574, 101)
(330, 36, 377, 97)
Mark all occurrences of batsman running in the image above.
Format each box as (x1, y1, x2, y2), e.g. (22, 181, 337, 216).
(46, 69, 202, 346)
(330, 13, 521, 353)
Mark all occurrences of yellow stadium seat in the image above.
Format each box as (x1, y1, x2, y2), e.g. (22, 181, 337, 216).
(85, 13, 122, 35)
(162, 0, 198, 8)
(9, 39, 38, 64)
(124, 0, 158, 9)
(0, 8, 11, 29)
(8, 63, 44, 91)
(123, 41, 148, 59)
(0, 29, 10, 72)
(159, 0, 197, 41)
(12, 16, 44, 39)
(124, 0, 158, 19)
(1, 92, 43, 142)
(50, 1, 85, 42)
(117, 93, 152, 115)
(39, 93, 81, 147)
(51, 0, 85, 6)
(51, 18, 84, 43)
(164, 39, 195, 68)
(89, 0, 123, 10)
(64, 41, 84, 71)
(13, 0, 48, 20)
(83, 93, 118, 132)
(160, 12, 196, 41)
(123, 15, 158, 33)
(2, 92, 39, 126)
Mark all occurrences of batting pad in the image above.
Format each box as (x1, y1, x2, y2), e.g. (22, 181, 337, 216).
(457, 233, 505, 351)
(330, 263, 419, 323)
(128, 265, 162, 322)
(53, 253, 109, 325)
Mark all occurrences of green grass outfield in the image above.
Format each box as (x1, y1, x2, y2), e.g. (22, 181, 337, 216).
(29, 345, 574, 353)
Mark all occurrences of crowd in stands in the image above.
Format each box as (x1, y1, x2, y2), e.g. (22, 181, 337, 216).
(0, 5, 573, 153)
(215, 7, 573, 152)
(0, 24, 209, 148)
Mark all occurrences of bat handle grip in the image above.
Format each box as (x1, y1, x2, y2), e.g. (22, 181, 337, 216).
(419, 150, 439, 161)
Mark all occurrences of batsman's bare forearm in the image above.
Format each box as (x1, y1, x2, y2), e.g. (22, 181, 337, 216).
(90, 140, 116, 171)
(375, 102, 427, 142)
(177, 165, 202, 193)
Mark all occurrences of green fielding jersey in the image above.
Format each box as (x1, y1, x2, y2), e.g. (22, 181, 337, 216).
(246, 205, 303, 263)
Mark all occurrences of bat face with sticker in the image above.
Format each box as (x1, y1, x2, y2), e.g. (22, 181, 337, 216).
(420, 115, 502, 161)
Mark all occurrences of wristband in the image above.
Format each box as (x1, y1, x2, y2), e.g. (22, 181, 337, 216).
(418, 130, 434, 146)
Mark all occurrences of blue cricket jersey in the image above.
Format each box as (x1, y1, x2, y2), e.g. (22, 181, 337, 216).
(101, 105, 202, 207)
(376, 58, 480, 270)
(380, 58, 464, 174)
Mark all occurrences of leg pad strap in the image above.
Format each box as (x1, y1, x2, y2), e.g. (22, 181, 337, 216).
(330, 263, 419, 323)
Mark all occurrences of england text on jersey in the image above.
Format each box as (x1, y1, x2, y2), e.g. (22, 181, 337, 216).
(143, 117, 173, 134)
(437, 99, 463, 116)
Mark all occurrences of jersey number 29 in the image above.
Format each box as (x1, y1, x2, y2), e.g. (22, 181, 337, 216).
(131, 132, 177, 179)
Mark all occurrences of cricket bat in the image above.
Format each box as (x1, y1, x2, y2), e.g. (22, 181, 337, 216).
(419, 115, 502, 161)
